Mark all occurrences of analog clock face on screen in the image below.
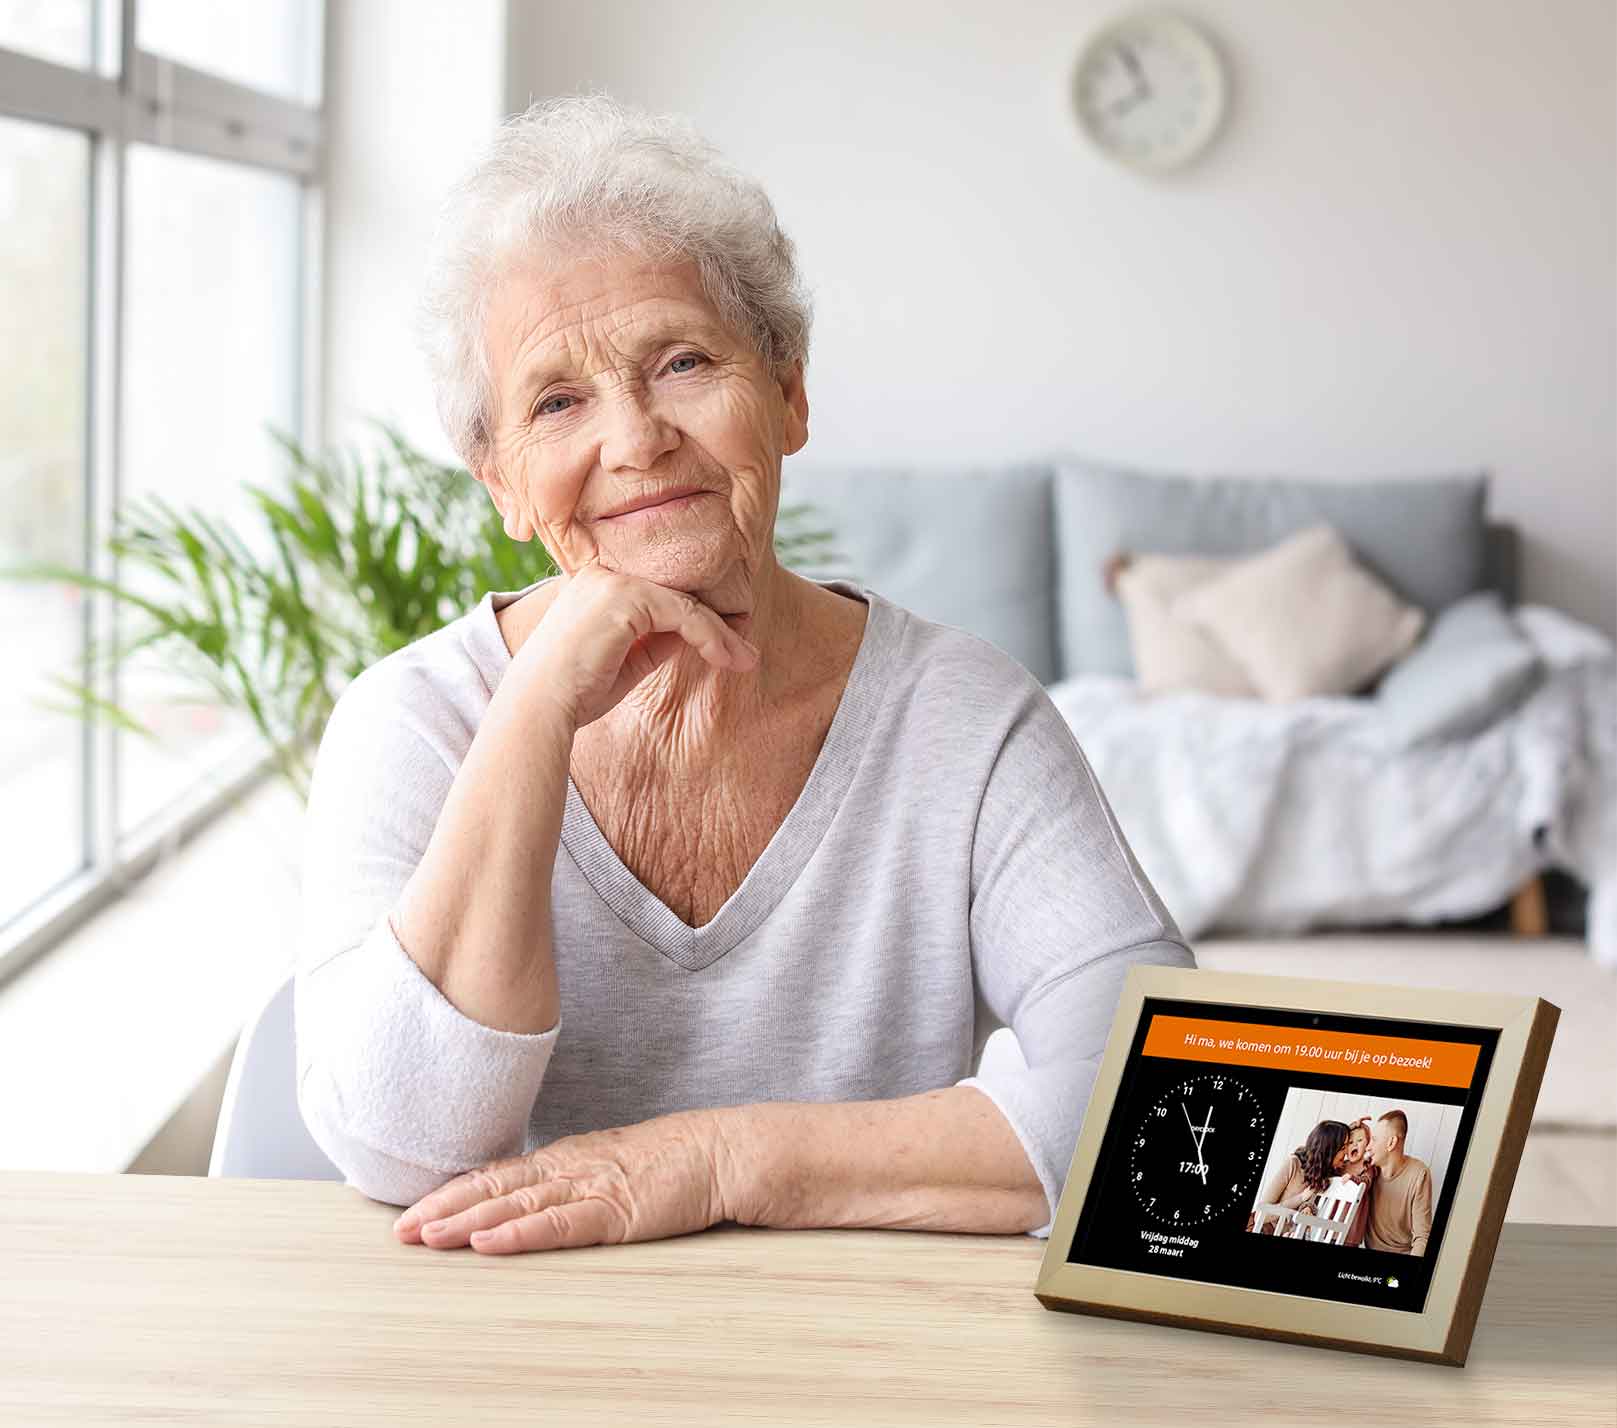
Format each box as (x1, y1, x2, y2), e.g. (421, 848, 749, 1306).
(1130, 1072, 1268, 1227)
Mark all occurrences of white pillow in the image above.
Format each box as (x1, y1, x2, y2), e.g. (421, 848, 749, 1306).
(1173, 523, 1427, 701)
(1114, 553, 1259, 698)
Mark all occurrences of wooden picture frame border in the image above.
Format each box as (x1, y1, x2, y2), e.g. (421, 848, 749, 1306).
(1034, 965, 1559, 1366)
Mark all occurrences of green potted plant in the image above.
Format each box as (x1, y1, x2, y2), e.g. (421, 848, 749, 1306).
(0, 422, 848, 803)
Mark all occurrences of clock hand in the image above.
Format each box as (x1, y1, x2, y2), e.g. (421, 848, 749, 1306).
(1181, 1102, 1207, 1174)
(1185, 1102, 1211, 1156)
(1196, 1107, 1214, 1185)
(1116, 42, 1152, 98)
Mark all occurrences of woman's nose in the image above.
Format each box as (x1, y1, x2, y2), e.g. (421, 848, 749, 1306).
(600, 388, 678, 473)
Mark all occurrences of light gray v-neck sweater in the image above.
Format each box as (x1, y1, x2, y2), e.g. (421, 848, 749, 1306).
(294, 575, 1195, 1238)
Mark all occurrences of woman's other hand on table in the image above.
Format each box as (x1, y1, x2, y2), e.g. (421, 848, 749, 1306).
(391, 1109, 738, 1253)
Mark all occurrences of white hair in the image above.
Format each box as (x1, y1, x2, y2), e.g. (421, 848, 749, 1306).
(414, 90, 815, 472)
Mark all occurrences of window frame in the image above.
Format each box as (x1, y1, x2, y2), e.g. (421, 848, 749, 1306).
(0, 0, 325, 992)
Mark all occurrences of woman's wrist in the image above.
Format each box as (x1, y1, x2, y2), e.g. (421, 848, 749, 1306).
(498, 652, 583, 738)
(700, 1104, 780, 1227)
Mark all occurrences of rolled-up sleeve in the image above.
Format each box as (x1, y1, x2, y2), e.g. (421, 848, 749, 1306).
(954, 682, 1196, 1238)
(294, 671, 562, 1207)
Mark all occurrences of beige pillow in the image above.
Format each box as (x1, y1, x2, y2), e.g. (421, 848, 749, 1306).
(1114, 553, 1259, 698)
(1173, 523, 1427, 701)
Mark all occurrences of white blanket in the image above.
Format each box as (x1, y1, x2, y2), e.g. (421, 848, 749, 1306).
(1046, 604, 1617, 969)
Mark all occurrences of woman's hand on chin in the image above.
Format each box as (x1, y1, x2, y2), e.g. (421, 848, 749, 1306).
(391, 1109, 734, 1253)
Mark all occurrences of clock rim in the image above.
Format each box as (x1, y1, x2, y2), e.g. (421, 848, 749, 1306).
(1070, 10, 1229, 173)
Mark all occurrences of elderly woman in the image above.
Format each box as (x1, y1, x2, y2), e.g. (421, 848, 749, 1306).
(294, 92, 1194, 1256)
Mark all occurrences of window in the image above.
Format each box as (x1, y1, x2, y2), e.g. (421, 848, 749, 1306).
(0, 1, 324, 983)
(0, 1, 95, 71)
(138, 0, 321, 104)
(119, 146, 303, 836)
(0, 116, 90, 932)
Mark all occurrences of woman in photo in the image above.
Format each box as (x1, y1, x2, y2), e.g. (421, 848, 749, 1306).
(1248, 1119, 1359, 1238)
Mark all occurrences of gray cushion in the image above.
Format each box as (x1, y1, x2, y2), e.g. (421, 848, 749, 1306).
(1052, 459, 1491, 677)
(1483, 522, 1519, 605)
(777, 462, 1059, 683)
(1373, 590, 1543, 747)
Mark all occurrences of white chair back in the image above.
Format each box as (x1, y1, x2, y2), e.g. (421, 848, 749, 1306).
(1291, 1177, 1364, 1245)
(1249, 1202, 1291, 1235)
(208, 972, 346, 1182)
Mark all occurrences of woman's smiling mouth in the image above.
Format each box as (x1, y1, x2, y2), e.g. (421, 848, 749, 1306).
(598, 490, 709, 522)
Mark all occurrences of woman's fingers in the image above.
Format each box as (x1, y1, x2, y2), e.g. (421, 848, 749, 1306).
(646, 583, 758, 669)
(393, 1155, 542, 1240)
(575, 559, 757, 670)
(469, 1197, 615, 1254)
(418, 1177, 575, 1248)
(414, 1178, 618, 1253)
(537, 564, 761, 728)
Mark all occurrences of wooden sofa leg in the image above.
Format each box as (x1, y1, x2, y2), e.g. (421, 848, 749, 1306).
(1509, 875, 1548, 936)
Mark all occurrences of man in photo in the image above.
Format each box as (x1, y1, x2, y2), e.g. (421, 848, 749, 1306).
(1364, 1109, 1434, 1256)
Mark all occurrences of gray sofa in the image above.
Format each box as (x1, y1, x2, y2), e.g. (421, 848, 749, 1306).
(779, 456, 1518, 687)
(778, 455, 1612, 1137)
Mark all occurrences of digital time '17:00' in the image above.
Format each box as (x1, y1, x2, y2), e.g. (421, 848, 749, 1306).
(1129, 1072, 1269, 1227)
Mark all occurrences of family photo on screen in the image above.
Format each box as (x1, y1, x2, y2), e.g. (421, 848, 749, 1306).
(1245, 1089, 1458, 1255)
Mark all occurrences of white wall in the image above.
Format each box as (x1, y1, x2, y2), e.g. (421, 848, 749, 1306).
(504, 0, 1615, 635)
(321, 0, 507, 464)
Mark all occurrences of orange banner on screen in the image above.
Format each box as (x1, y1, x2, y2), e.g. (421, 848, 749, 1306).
(1141, 1015, 1480, 1088)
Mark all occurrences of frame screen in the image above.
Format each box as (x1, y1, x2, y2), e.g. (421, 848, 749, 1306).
(1065, 996, 1499, 1313)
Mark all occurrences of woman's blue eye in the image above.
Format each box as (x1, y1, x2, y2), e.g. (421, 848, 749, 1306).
(535, 354, 704, 419)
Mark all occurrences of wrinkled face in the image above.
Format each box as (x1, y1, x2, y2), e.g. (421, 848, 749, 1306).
(1368, 1118, 1397, 1163)
(475, 247, 808, 599)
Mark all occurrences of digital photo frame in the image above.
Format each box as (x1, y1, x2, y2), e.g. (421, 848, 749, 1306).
(1035, 964, 1558, 1366)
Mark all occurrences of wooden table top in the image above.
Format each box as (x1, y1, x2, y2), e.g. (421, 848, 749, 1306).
(2, 1172, 1613, 1426)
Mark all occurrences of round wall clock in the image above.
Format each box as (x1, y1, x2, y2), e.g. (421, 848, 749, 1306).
(1071, 10, 1229, 172)
(1129, 1071, 1268, 1226)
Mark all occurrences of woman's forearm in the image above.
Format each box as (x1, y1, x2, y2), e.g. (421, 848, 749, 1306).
(390, 661, 574, 1035)
(709, 1087, 1050, 1235)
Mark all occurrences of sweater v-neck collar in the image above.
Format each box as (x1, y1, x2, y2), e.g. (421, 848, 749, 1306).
(459, 572, 899, 971)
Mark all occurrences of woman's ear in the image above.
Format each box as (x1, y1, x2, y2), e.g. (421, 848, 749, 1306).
(779, 362, 809, 457)
(474, 459, 533, 542)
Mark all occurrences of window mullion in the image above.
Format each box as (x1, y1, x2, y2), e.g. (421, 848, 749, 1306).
(85, 112, 125, 873)
(298, 179, 324, 454)
(0, 48, 121, 132)
(126, 50, 320, 179)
